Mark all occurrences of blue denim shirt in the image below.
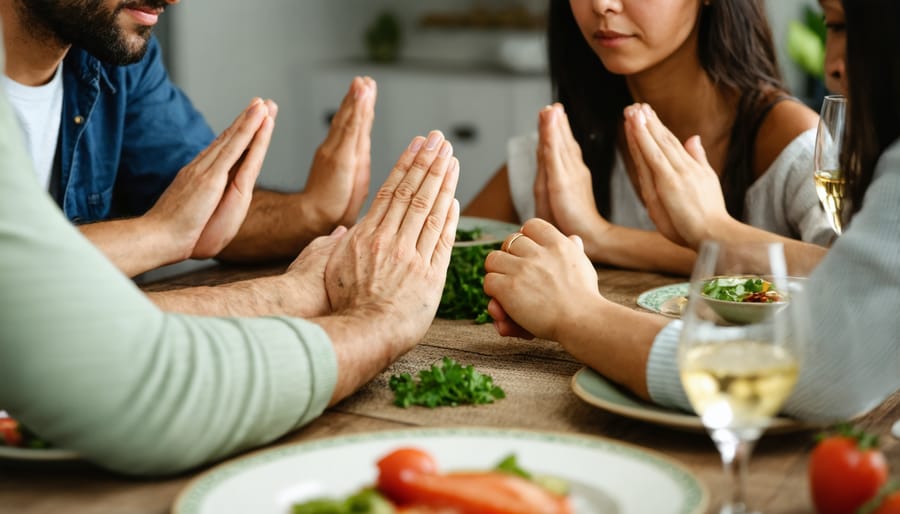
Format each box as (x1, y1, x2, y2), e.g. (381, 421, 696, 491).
(59, 36, 214, 222)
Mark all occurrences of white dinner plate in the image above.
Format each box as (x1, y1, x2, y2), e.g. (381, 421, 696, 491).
(636, 282, 690, 318)
(571, 367, 809, 434)
(174, 427, 708, 514)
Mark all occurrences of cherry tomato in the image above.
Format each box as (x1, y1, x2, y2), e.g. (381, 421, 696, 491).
(0, 417, 22, 447)
(872, 491, 900, 514)
(376, 448, 439, 503)
(809, 435, 889, 514)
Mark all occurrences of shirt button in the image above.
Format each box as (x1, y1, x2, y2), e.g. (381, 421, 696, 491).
(73, 115, 84, 125)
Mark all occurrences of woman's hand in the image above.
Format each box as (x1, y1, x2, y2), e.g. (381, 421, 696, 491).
(535, 104, 610, 249)
(483, 218, 603, 342)
(623, 103, 736, 250)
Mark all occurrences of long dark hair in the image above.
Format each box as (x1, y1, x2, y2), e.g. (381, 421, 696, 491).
(842, 0, 900, 219)
(548, 0, 787, 218)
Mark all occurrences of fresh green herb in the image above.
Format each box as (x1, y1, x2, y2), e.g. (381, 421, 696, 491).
(438, 229, 497, 323)
(292, 488, 395, 514)
(494, 454, 570, 496)
(494, 454, 532, 479)
(454, 227, 483, 242)
(702, 277, 782, 303)
(388, 357, 506, 408)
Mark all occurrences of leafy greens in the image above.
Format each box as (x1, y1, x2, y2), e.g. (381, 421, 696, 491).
(438, 228, 496, 323)
(388, 357, 506, 408)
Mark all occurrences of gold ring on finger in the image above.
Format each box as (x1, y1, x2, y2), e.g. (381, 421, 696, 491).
(503, 232, 526, 253)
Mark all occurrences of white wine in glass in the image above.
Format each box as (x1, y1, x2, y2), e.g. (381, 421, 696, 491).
(680, 241, 806, 514)
(813, 95, 847, 235)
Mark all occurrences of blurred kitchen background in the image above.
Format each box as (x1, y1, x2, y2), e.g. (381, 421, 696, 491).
(155, 0, 820, 215)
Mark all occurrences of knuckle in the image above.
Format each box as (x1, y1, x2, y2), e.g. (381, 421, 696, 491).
(408, 195, 432, 214)
(392, 183, 416, 202)
(374, 185, 394, 202)
(423, 212, 444, 236)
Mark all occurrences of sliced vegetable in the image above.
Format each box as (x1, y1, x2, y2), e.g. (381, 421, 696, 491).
(376, 448, 572, 514)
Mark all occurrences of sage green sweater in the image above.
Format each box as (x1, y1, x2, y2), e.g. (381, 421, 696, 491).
(0, 48, 337, 476)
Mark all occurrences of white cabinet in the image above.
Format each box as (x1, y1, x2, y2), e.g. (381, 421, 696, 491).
(307, 63, 551, 208)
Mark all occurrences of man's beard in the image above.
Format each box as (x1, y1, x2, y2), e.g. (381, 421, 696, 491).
(17, 0, 167, 65)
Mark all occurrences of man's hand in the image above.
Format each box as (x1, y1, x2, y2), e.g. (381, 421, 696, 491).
(324, 130, 460, 352)
(145, 98, 275, 260)
(80, 98, 275, 277)
(303, 76, 377, 229)
(281, 226, 347, 318)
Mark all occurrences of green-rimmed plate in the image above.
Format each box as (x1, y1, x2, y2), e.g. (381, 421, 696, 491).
(636, 283, 690, 318)
(571, 367, 808, 434)
(0, 446, 79, 461)
(454, 216, 520, 248)
(174, 427, 708, 514)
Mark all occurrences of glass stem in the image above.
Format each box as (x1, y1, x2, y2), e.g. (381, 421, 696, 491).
(712, 429, 758, 514)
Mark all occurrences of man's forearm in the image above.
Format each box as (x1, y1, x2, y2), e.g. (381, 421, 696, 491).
(79, 217, 184, 277)
(147, 272, 324, 319)
(217, 189, 332, 262)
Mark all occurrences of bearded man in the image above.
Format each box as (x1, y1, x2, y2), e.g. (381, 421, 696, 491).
(0, 0, 376, 277)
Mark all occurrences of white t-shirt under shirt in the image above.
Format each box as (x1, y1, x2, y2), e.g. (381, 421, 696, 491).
(506, 127, 835, 246)
(2, 63, 64, 191)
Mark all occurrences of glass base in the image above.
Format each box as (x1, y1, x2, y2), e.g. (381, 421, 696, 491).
(719, 505, 760, 514)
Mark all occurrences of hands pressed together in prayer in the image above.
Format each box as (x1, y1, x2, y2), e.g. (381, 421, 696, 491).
(623, 102, 734, 251)
(534, 103, 609, 256)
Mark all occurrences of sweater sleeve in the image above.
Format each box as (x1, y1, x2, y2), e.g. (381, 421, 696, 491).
(647, 140, 900, 421)
(0, 86, 337, 476)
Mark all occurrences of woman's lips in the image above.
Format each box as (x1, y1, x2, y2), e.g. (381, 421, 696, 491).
(123, 6, 161, 26)
(594, 30, 634, 48)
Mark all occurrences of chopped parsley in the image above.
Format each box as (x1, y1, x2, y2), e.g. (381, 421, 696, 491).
(438, 228, 497, 323)
(389, 357, 506, 408)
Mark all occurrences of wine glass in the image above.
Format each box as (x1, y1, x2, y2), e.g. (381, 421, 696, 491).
(679, 241, 806, 514)
(813, 95, 847, 235)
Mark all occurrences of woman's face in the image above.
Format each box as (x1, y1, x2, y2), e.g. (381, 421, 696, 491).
(568, 0, 703, 75)
(820, 0, 848, 95)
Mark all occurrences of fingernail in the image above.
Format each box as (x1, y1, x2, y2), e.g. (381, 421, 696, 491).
(439, 141, 452, 158)
(354, 83, 368, 99)
(425, 131, 442, 151)
(635, 108, 647, 126)
(330, 225, 347, 236)
(409, 137, 425, 153)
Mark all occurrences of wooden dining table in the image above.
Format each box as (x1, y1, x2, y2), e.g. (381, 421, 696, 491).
(1, 263, 897, 514)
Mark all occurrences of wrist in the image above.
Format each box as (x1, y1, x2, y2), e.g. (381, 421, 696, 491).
(695, 215, 744, 249)
(295, 191, 338, 237)
(580, 215, 613, 260)
(552, 292, 608, 348)
(139, 211, 194, 263)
